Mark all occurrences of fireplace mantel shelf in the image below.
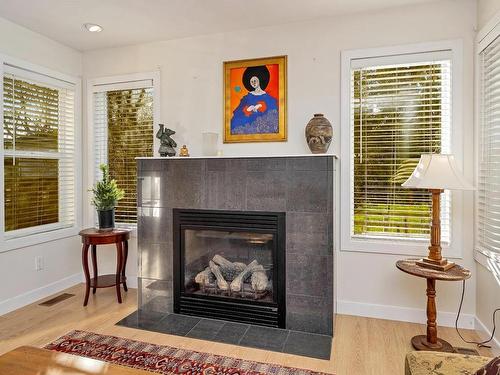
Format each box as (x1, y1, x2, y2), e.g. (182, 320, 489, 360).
(136, 154, 338, 160)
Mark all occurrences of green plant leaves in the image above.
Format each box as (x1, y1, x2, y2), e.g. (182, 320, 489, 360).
(90, 163, 125, 211)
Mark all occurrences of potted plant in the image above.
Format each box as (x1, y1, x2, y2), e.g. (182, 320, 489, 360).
(91, 164, 125, 231)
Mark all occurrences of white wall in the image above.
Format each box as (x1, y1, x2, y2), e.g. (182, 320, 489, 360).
(0, 16, 83, 314)
(83, 0, 478, 326)
(476, 264, 500, 351)
(478, 0, 500, 29)
(0, 17, 81, 77)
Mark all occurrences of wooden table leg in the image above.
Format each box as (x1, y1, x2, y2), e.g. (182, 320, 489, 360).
(426, 278, 438, 345)
(115, 241, 123, 304)
(122, 240, 128, 292)
(82, 244, 90, 306)
(411, 278, 454, 352)
(91, 245, 98, 294)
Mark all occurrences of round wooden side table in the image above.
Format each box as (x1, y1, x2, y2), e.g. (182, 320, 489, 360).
(79, 228, 131, 306)
(396, 259, 471, 352)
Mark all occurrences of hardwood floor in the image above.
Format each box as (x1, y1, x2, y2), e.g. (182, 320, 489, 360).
(0, 346, 155, 375)
(0, 284, 491, 374)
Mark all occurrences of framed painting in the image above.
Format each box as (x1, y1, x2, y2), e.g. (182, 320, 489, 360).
(223, 55, 287, 143)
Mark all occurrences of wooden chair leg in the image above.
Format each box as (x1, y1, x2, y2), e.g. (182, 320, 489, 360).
(82, 244, 90, 306)
(122, 240, 128, 292)
(91, 245, 98, 294)
(115, 241, 123, 303)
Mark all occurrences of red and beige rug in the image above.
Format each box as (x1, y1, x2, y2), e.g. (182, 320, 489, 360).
(45, 330, 333, 375)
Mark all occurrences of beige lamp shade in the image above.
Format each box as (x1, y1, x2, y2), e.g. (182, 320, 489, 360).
(402, 154, 474, 190)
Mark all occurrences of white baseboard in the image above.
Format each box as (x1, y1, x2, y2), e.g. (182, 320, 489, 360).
(338, 300, 475, 329)
(0, 272, 83, 316)
(127, 275, 138, 289)
(475, 316, 500, 356)
(0, 273, 138, 317)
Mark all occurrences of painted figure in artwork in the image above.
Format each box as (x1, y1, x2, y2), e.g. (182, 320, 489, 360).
(230, 65, 279, 134)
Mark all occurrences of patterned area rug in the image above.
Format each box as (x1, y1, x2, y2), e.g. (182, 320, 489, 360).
(45, 330, 333, 375)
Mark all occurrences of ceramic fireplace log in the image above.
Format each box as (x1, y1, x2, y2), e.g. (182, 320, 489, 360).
(209, 260, 229, 290)
(196, 257, 269, 294)
(251, 267, 268, 292)
(212, 254, 246, 281)
(194, 266, 215, 285)
(230, 260, 260, 292)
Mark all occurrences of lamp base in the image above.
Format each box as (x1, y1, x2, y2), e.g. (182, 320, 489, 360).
(416, 257, 455, 271)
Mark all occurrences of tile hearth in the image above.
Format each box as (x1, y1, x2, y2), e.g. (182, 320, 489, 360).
(117, 308, 332, 360)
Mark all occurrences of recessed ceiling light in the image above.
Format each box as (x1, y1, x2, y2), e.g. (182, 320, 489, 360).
(84, 23, 103, 33)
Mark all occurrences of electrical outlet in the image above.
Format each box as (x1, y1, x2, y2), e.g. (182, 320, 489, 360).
(35, 256, 44, 271)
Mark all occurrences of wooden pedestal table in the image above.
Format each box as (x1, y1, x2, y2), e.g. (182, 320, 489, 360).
(79, 228, 130, 306)
(396, 259, 471, 352)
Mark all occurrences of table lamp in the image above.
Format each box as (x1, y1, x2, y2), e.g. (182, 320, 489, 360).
(402, 154, 474, 271)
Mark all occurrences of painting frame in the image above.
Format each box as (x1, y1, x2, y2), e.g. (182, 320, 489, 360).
(223, 55, 287, 143)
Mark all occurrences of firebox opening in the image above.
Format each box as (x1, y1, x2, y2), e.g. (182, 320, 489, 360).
(173, 209, 286, 328)
(184, 229, 275, 302)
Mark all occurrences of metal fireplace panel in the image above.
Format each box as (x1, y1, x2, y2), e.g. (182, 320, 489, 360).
(173, 209, 286, 328)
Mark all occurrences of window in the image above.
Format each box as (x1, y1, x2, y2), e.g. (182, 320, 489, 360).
(341, 42, 463, 255)
(1, 63, 78, 245)
(91, 73, 158, 226)
(352, 61, 451, 240)
(476, 24, 500, 266)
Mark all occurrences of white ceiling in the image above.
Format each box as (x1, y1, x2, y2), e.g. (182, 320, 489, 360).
(0, 0, 437, 51)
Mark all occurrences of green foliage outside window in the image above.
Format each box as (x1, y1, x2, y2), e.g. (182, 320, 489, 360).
(4, 158, 59, 231)
(352, 63, 445, 238)
(3, 77, 60, 231)
(106, 88, 153, 223)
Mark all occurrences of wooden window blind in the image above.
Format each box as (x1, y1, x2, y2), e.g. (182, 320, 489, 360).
(3, 70, 76, 236)
(351, 60, 451, 241)
(477, 33, 500, 259)
(93, 86, 154, 224)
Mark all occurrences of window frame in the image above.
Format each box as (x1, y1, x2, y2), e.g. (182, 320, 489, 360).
(340, 40, 465, 257)
(85, 71, 160, 233)
(0, 54, 82, 253)
(474, 13, 500, 273)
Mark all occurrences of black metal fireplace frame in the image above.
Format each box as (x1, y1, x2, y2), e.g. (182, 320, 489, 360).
(173, 208, 286, 328)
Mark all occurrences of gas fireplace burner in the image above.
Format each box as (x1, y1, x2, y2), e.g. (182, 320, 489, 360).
(173, 209, 286, 328)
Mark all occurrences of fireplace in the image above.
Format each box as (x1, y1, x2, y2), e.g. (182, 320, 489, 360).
(173, 209, 286, 328)
(138, 156, 335, 336)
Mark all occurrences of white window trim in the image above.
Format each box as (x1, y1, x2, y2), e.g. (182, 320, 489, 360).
(340, 40, 465, 258)
(0, 54, 82, 253)
(85, 71, 161, 233)
(474, 11, 500, 273)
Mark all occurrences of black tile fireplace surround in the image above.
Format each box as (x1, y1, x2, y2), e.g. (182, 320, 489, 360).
(135, 155, 335, 339)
